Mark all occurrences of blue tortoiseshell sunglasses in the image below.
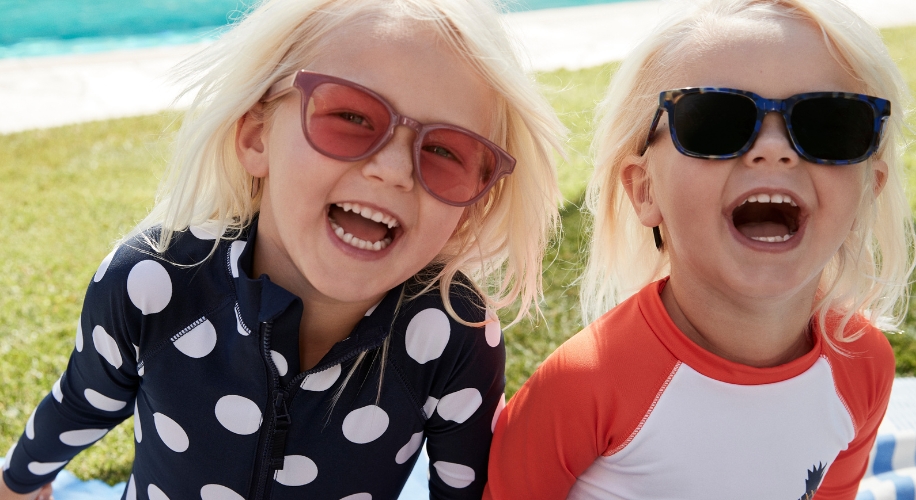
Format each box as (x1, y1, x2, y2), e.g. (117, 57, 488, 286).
(641, 88, 891, 165)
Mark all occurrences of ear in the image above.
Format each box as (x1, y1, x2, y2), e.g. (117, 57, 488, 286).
(870, 158, 888, 198)
(236, 103, 270, 178)
(620, 154, 663, 227)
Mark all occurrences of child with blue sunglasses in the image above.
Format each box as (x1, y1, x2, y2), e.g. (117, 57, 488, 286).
(486, 0, 914, 498)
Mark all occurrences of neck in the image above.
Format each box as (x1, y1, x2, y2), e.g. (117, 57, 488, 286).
(251, 230, 383, 371)
(661, 271, 817, 368)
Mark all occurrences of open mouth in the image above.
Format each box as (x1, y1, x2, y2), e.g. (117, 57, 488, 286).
(731, 193, 801, 243)
(328, 202, 399, 251)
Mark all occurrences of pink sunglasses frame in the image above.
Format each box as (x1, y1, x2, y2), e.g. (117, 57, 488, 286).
(261, 70, 516, 207)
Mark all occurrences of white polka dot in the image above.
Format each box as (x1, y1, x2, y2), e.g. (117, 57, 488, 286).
(148, 484, 170, 500)
(127, 260, 172, 315)
(200, 484, 245, 500)
(492, 393, 506, 432)
(364, 301, 381, 316)
(75, 320, 84, 352)
(125, 475, 136, 500)
(405, 308, 451, 364)
(173, 319, 217, 359)
(395, 431, 424, 464)
(341, 494, 372, 500)
(93, 248, 116, 282)
(422, 396, 438, 420)
(138, 364, 145, 377)
(92, 325, 122, 369)
(215, 395, 262, 435)
(301, 364, 341, 392)
(484, 317, 501, 348)
(436, 388, 482, 424)
(230, 241, 246, 278)
(190, 224, 219, 241)
(3, 443, 16, 471)
(270, 350, 288, 377)
(84, 389, 127, 412)
(273, 455, 318, 487)
(342, 405, 389, 444)
(25, 408, 36, 440)
(27, 460, 67, 476)
(134, 401, 142, 443)
(153, 412, 189, 453)
(52, 377, 63, 403)
(433, 461, 475, 489)
(59, 428, 107, 446)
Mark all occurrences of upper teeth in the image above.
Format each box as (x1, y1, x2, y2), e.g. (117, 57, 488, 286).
(739, 193, 797, 206)
(336, 202, 399, 229)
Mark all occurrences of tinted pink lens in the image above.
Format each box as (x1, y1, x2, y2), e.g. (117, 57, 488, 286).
(419, 128, 497, 204)
(305, 82, 391, 158)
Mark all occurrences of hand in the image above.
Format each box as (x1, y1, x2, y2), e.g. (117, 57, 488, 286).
(0, 480, 52, 500)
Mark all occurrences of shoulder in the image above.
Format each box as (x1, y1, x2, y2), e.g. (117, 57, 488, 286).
(820, 316, 895, 427)
(84, 225, 244, 340)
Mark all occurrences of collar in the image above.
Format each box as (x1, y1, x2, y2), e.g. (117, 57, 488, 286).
(232, 217, 400, 373)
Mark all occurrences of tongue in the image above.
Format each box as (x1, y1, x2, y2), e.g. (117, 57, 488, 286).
(329, 206, 389, 243)
(737, 221, 791, 239)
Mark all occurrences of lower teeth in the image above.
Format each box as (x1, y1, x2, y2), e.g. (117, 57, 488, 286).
(750, 234, 793, 243)
(331, 221, 391, 251)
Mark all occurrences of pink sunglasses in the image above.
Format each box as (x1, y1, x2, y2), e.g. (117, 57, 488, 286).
(262, 70, 516, 207)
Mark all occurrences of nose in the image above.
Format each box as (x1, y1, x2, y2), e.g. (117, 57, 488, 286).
(361, 126, 416, 192)
(743, 112, 799, 168)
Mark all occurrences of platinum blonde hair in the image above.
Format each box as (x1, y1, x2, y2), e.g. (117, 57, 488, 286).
(127, 0, 564, 326)
(581, 0, 915, 344)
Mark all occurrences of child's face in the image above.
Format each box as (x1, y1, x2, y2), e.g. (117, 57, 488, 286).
(238, 23, 495, 308)
(629, 17, 887, 302)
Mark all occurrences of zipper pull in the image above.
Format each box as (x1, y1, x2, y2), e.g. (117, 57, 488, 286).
(269, 390, 291, 471)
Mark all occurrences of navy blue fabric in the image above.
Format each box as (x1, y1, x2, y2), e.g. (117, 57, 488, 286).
(3, 219, 506, 499)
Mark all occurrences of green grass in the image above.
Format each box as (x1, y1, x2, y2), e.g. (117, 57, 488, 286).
(1, 26, 915, 485)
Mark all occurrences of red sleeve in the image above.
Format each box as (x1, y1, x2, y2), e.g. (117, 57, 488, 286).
(483, 295, 678, 500)
(815, 324, 896, 499)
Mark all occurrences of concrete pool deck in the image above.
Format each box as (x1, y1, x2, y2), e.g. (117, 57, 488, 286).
(1, 0, 915, 134)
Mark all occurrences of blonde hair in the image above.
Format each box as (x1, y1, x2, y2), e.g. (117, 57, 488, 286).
(126, 0, 564, 326)
(581, 0, 915, 344)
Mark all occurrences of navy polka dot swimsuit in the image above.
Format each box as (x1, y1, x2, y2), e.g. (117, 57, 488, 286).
(2, 219, 507, 499)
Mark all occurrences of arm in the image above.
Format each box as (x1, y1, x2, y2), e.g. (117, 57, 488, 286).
(483, 346, 607, 500)
(423, 318, 506, 500)
(814, 328, 896, 499)
(2, 248, 140, 493)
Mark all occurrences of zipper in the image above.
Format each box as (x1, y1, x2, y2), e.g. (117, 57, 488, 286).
(249, 322, 389, 499)
(251, 321, 283, 500)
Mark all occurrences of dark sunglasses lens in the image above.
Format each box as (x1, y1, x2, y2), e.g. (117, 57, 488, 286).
(673, 92, 757, 156)
(305, 82, 391, 158)
(791, 97, 875, 162)
(419, 128, 497, 204)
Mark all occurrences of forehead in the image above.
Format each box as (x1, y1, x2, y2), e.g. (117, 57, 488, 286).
(301, 19, 496, 133)
(670, 16, 862, 97)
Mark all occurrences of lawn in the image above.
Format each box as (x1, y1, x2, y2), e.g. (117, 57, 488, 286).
(1, 25, 915, 485)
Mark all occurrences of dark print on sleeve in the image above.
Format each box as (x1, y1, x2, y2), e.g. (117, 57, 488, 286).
(2, 219, 506, 500)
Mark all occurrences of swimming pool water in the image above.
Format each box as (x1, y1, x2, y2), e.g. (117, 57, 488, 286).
(0, 0, 636, 59)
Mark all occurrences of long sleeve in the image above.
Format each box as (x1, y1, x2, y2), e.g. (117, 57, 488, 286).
(422, 314, 506, 500)
(3, 247, 140, 493)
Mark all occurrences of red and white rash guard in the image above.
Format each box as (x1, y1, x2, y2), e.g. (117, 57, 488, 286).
(485, 279, 895, 500)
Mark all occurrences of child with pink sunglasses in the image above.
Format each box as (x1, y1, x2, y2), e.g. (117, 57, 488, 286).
(486, 0, 914, 498)
(1, 0, 564, 498)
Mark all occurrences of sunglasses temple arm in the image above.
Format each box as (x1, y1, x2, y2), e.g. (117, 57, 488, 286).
(653, 226, 663, 251)
(262, 72, 300, 102)
(641, 107, 664, 156)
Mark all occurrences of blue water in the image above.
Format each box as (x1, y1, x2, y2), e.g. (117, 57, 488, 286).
(0, 0, 635, 59)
